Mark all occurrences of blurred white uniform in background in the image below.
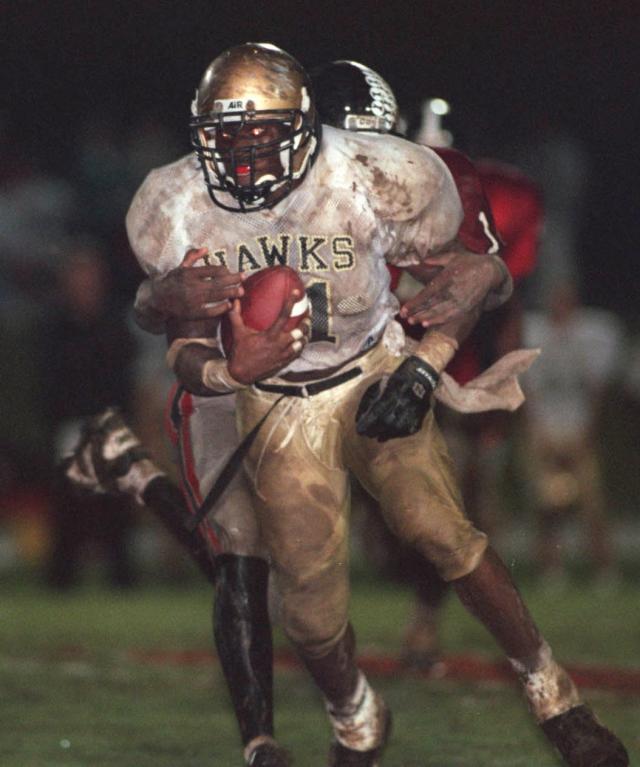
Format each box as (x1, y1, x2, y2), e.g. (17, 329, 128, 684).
(522, 284, 624, 578)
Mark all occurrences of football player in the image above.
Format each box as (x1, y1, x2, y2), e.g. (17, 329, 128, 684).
(126, 45, 627, 767)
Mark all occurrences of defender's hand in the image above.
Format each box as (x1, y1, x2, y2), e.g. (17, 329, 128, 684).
(64, 408, 160, 504)
(355, 356, 438, 442)
(400, 252, 505, 327)
(227, 291, 310, 384)
(150, 248, 245, 320)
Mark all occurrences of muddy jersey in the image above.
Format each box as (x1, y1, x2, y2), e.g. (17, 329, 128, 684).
(126, 125, 462, 374)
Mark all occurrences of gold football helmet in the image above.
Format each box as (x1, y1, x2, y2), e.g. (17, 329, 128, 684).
(190, 43, 321, 212)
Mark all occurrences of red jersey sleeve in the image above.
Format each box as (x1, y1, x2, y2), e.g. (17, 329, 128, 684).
(431, 147, 502, 255)
(476, 160, 543, 283)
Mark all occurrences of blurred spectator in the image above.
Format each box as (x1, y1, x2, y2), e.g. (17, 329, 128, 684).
(623, 336, 640, 402)
(522, 282, 624, 582)
(74, 115, 129, 239)
(0, 143, 80, 556)
(0, 152, 78, 310)
(73, 114, 141, 301)
(611, 334, 640, 517)
(39, 240, 138, 589)
(500, 118, 590, 310)
(127, 315, 194, 580)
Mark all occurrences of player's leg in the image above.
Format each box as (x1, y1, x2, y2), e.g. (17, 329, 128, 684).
(531, 440, 574, 580)
(352, 484, 448, 670)
(347, 372, 628, 766)
(398, 552, 449, 670)
(299, 623, 392, 767)
(64, 408, 218, 583)
(169, 392, 288, 766)
(65, 405, 287, 767)
(452, 546, 628, 765)
(213, 553, 279, 763)
(237, 385, 391, 766)
(398, 416, 509, 669)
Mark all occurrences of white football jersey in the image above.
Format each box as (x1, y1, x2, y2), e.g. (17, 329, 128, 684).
(523, 308, 624, 438)
(127, 125, 462, 373)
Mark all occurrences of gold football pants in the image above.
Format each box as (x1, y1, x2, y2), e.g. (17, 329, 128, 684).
(236, 341, 487, 655)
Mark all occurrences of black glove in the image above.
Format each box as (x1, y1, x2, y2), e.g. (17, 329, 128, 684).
(355, 355, 439, 442)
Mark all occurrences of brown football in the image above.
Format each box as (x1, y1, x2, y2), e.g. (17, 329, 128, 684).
(220, 265, 308, 356)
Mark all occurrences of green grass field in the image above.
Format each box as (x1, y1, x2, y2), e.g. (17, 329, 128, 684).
(1, 567, 638, 766)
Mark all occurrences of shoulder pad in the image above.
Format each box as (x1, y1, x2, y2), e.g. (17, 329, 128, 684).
(325, 128, 451, 221)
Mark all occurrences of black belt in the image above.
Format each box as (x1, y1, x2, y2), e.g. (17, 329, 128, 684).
(254, 365, 362, 397)
(186, 364, 363, 534)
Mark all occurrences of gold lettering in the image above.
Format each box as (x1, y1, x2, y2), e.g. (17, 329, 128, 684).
(298, 236, 328, 271)
(256, 235, 291, 267)
(237, 244, 261, 272)
(332, 236, 355, 271)
(209, 250, 227, 267)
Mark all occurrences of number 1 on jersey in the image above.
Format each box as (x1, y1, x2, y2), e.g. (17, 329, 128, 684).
(306, 280, 337, 344)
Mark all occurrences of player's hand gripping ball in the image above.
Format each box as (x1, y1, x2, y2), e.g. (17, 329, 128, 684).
(220, 265, 309, 356)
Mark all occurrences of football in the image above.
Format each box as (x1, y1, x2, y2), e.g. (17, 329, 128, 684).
(220, 265, 308, 356)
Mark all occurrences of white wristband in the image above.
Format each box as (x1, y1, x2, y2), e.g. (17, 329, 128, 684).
(201, 358, 248, 393)
(414, 331, 458, 374)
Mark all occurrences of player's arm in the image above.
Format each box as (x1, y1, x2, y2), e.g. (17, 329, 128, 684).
(357, 266, 513, 442)
(134, 248, 246, 335)
(355, 310, 479, 443)
(398, 148, 512, 327)
(359, 151, 502, 441)
(126, 171, 245, 330)
(133, 278, 170, 334)
(168, 291, 309, 395)
(399, 241, 512, 328)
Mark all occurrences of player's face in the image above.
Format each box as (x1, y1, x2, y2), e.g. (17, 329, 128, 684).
(215, 120, 291, 188)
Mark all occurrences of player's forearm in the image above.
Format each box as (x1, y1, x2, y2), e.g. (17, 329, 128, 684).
(134, 302, 166, 334)
(411, 305, 482, 378)
(166, 317, 243, 397)
(400, 245, 513, 331)
(442, 244, 512, 311)
(484, 254, 513, 310)
(436, 303, 483, 347)
(172, 342, 227, 397)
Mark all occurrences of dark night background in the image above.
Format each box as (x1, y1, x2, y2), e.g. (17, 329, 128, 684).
(3, 0, 640, 320)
